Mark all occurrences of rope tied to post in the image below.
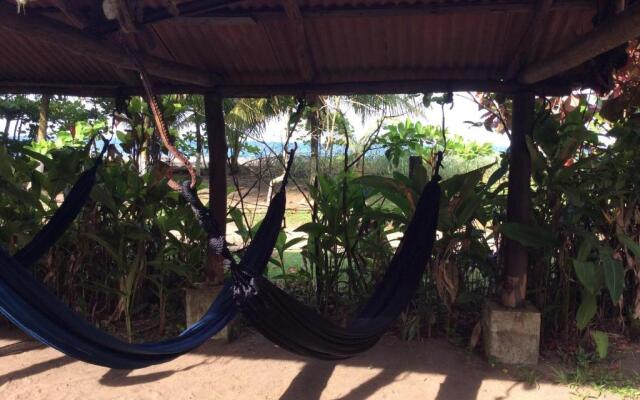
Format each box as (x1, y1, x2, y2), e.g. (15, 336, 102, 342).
(128, 48, 198, 191)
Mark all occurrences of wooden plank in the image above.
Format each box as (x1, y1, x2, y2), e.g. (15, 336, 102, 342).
(519, 2, 640, 84)
(0, 78, 574, 97)
(0, 3, 215, 87)
(50, 0, 90, 29)
(501, 92, 534, 308)
(504, 0, 554, 80)
(87, 0, 594, 34)
(281, 0, 315, 82)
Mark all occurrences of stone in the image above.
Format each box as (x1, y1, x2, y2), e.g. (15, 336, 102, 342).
(482, 299, 541, 365)
(185, 284, 239, 342)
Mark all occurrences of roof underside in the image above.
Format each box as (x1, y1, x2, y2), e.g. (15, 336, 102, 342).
(0, 0, 616, 96)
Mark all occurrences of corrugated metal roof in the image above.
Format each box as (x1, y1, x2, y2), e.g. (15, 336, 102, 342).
(0, 0, 606, 96)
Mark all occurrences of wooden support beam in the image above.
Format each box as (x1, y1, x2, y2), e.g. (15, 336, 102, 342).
(0, 77, 575, 97)
(147, 0, 593, 26)
(0, 3, 215, 87)
(281, 0, 315, 82)
(50, 0, 91, 29)
(519, 2, 640, 84)
(204, 93, 227, 285)
(88, 0, 595, 35)
(505, 0, 554, 80)
(501, 92, 534, 309)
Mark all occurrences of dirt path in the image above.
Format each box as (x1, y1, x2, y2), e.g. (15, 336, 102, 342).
(0, 325, 625, 400)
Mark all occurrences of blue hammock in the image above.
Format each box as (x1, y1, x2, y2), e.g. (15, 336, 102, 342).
(0, 155, 289, 369)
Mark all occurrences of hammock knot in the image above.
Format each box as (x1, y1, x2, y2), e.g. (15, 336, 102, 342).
(231, 270, 259, 303)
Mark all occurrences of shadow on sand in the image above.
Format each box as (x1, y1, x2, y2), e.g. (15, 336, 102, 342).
(0, 324, 544, 400)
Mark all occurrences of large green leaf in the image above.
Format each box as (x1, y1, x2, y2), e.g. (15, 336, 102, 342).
(573, 259, 603, 294)
(454, 194, 480, 227)
(485, 162, 507, 189)
(295, 222, 328, 236)
(576, 291, 597, 330)
(576, 235, 595, 262)
(590, 330, 609, 360)
(499, 222, 556, 248)
(602, 254, 624, 303)
(0, 146, 15, 177)
(353, 175, 414, 214)
(0, 180, 42, 210)
(91, 183, 118, 213)
(618, 234, 640, 258)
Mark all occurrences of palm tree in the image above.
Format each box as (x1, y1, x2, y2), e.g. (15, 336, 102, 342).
(171, 95, 295, 176)
(305, 94, 424, 180)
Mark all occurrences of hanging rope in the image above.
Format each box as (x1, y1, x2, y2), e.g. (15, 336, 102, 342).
(128, 50, 198, 190)
(434, 92, 452, 178)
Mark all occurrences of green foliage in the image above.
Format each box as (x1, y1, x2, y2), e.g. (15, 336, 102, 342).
(377, 119, 495, 168)
(590, 330, 609, 360)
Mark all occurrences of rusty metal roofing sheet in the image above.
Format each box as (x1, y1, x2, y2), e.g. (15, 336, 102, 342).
(0, 0, 604, 95)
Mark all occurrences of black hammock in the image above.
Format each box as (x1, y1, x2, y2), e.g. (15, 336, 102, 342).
(183, 154, 443, 360)
(0, 151, 293, 368)
(1, 146, 441, 365)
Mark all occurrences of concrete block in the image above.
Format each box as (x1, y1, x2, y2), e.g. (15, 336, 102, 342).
(482, 299, 541, 365)
(185, 284, 239, 342)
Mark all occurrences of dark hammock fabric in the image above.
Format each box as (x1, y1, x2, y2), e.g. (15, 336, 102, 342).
(0, 156, 291, 368)
(233, 175, 441, 359)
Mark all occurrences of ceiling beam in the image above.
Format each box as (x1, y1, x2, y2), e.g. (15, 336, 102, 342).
(192, 0, 591, 21)
(0, 3, 215, 87)
(83, 0, 594, 34)
(519, 2, 640, 84)
(0, 78, 573, 98)
(504, 0, 554, 80)
(297, 0, 589, 18)
(50, 0, 91, 29)
(281, 0, 315, 82)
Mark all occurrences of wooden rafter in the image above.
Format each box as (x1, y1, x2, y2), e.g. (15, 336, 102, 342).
(50, 0, 90, 29)
(0, 78, 573, 98)
(0, 3, 215, 87)
(281, 0, 315, 82)
(85, 0, 595, 35)
(504, 0, 554, 80)
(519, 2, 640, 84)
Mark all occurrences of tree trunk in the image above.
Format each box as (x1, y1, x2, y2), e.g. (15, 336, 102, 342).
(13, 117, 21, 141)
(229, 138, 240, 175)
(307, 96, 321, 187)
(37, 95, 50, 143)
(2, 118, 11, 143)
(501, 92, 534, 308)
(204, 94, 227, 285)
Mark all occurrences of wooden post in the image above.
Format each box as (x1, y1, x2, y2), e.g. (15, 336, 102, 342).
(408, 156, 422, 179)
(501, 92, 534, 308)
(204, 93, 227, 285)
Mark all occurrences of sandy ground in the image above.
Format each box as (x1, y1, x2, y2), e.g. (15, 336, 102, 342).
(0, 324, 629, 400)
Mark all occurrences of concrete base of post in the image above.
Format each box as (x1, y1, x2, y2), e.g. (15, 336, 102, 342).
(482, 300, 541, 365)
(185, 284, 239, 342)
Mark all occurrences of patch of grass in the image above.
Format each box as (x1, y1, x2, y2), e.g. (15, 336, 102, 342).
(285, 210, 312, 228)
(552, 364, 640, 399)
(267, 251, 304, 278)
